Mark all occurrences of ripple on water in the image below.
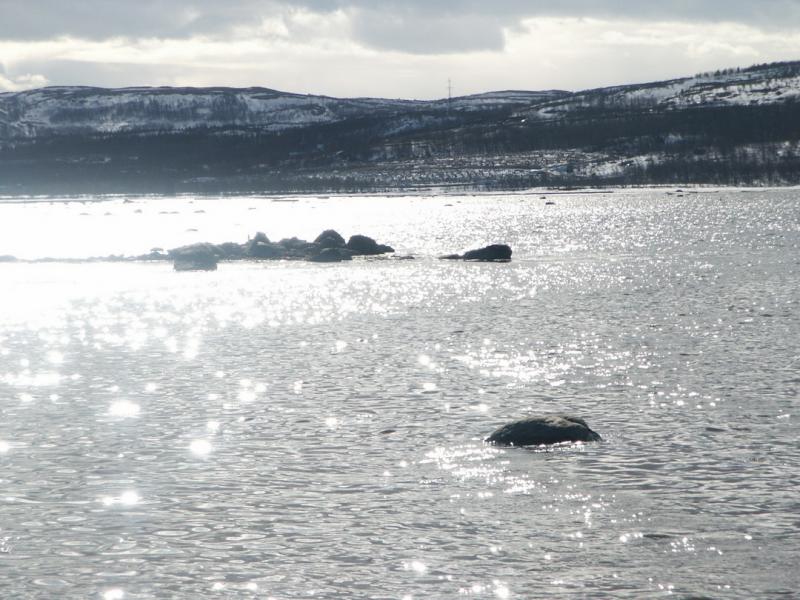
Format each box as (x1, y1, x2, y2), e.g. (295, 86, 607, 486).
(0, 191, 798, 598)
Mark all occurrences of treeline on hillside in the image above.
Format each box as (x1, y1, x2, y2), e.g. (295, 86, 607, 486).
(400, 102, 800, 158)
(1, 101, 799, 193)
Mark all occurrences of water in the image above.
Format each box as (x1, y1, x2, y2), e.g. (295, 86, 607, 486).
(0, 189, 798, 598)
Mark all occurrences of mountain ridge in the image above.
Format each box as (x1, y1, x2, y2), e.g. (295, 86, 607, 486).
(0, 85, 569, 139)
(1, 60, 799, 193)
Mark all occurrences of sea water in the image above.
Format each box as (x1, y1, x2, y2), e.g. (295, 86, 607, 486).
(0, 189, 798, 598)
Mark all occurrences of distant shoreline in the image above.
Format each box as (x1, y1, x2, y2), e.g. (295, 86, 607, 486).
(2, 184, 796, 204)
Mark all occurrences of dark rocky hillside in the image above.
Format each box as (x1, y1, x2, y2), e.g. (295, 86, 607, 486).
(1, 61, 799, 194)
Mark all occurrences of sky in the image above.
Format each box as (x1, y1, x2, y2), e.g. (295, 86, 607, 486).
(1, 1, 800, 98)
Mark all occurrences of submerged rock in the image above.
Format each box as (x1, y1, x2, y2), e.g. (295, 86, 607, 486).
(486, 415, 601, 447)
(169, 243, 218, 271)
(463, 244, 512, 262)
(346, 234, 395, 256)
(440, 244, 512, 262)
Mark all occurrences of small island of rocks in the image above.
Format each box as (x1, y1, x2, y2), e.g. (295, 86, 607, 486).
(168, 229, 396, 271)
(0, 230, 514, 269)
(161, 230, 513, 271)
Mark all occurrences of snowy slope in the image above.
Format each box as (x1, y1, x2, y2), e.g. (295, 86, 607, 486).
(0, 86, 413, 138)
(524, 62, 800, 120)
(0, 61, 797, 142)
(0, 86, 559, 140)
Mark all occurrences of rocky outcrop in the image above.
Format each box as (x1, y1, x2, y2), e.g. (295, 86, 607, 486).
(440, 244, 512, 262)
(346, 234, 395, 256)
(169, 243, 219, 271)
(486, 415, 601, 447)
(314, 229, 346, 249)
(160, 229, 396, 268)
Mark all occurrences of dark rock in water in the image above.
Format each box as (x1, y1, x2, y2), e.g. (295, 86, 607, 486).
(346, 234, 395, 256)
(463, 244, 512, 262)
(486, 415, 601, 447)
(309, 247, 353, 263)
(440, 244, 512, 262)
(169, 243, 218, 271)
(314, 229, 346, 249)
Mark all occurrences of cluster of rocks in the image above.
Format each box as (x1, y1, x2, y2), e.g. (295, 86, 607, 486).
(162, 229, 517, 271)
(169, 230, 396, 271)
(0, 232, 515, 270)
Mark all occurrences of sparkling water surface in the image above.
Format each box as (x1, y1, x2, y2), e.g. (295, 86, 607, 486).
(0, 190, 798, 598)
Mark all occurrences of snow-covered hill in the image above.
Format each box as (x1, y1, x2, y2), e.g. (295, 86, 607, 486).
(0, 86, 403, 138)
(1, 61, 798, 193)
(2, 62, 798, 142)
(1, 62, 797, 141)
(0, 86, 566, 140)
(522, 62, 800, 121)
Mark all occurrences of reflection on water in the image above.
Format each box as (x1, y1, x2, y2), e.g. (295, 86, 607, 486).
(108, 400, 141, 418)
(0, 190, 799, 598)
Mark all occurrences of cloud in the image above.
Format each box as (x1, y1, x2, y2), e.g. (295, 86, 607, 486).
(2, 1, 800, 54)
(348, 9, 506, 54)
(0, 64, 48, 91)
(1, 3, 799, 97)
(1, 17, 798, 99)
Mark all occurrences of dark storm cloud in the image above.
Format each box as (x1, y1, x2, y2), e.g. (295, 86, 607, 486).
(0, 1, 263, 40)
(3, 0, 800, 52)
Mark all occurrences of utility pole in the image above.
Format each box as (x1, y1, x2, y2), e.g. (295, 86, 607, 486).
(446, 78, 455, 158)
(447, 78, 453, 115)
